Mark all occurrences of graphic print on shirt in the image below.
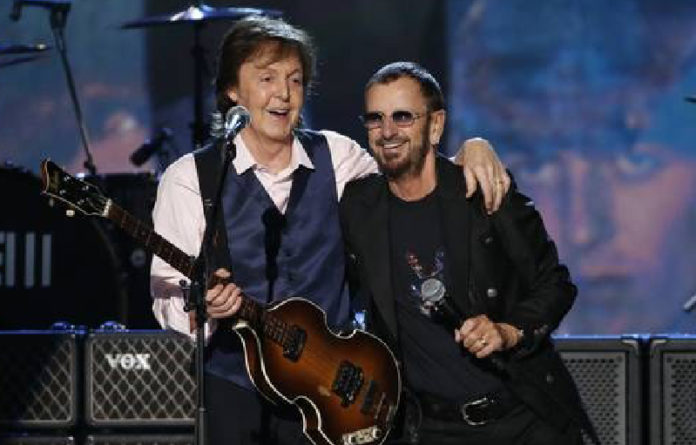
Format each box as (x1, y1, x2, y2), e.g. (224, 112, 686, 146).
(405, 248, 447, 318)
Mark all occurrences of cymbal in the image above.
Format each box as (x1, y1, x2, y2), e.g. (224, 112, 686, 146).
(0, 43, 51, 55)
(121, 4, 282, 29)
(0, 55, 44, 69)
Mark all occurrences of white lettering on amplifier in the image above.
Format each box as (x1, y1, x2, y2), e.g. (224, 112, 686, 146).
(0, 231, 52, 288)
(105, 353, 152, 370)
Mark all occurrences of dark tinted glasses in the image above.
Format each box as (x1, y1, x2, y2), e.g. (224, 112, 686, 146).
(359, 110, 425, 129)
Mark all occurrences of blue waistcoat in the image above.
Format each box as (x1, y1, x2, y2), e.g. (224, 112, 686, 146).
(204, 130, 351, 388)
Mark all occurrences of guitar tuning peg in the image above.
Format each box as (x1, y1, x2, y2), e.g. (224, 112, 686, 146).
(66, 209, 75, 217)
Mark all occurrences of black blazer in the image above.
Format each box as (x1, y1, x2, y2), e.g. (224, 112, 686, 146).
(339, 156, 597, 442)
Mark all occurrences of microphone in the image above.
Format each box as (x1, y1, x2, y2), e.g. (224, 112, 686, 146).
(129, 127, 173, 167)
(421, 278, 506, 371)
(223, 105, 251, 141)
(10, 0, 71, 21)
(421, 278, 465, 332)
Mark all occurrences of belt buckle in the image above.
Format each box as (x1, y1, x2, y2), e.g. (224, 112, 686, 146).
(460, 396, 490, 426)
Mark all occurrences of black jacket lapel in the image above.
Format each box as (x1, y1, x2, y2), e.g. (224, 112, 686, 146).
(353, 176, 399, 343)
(434, 157, 475, 317)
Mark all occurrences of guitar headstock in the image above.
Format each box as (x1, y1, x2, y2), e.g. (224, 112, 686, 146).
(40, 159, 109, 217)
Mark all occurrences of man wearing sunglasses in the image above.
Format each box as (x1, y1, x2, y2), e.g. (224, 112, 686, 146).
(339, 62, 597, 444)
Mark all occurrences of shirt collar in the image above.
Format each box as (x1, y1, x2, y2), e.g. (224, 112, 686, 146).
(232, 133, 315, 174)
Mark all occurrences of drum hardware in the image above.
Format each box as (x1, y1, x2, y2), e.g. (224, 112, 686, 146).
(0, 42, 51, 54)
(120, 2, 281, 150)
(0, 42, 50, 69)
(0, 54, 44, 69)
(9, 0, 70, 22)
(120, 4, 282, 29)
(129, 127, 173, 167)
(8, 0, 98, 175)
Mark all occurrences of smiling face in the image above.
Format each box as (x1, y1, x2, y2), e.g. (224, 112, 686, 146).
(364, 76, 444, 179)
(519, 146, 696, 333)
(226, 41, 304, 149)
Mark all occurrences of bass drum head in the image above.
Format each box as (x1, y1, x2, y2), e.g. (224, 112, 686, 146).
(81, 171, 159, 329)
(0, 165, 125, 329)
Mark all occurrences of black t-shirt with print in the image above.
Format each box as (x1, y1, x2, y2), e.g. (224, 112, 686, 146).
(388, 187, 504, 401)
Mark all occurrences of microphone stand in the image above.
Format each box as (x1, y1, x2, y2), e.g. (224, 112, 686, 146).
(185, 136, 236, 445)
(48, 4, 97, 175)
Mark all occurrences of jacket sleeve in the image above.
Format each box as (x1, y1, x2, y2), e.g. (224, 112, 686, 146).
(491, 189, 577, 355)
(339, 180, 384, 338)
(339, 182, 368, 315)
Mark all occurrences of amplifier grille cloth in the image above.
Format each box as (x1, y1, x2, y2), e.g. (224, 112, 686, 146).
(0, 333, 76, 427)
(560, 351, 626, 445)
(88, 333, 195, 425)
(663, 352, 696, 445)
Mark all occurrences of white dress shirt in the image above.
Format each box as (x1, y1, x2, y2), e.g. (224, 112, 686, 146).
(150, 130, 378, 339)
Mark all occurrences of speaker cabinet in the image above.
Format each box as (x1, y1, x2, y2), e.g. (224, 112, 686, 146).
(649, 335, 696, 445)
(554, 335, 643, 445)
(85, 435, 193, 445)
(0, 437, 74, 445)
(0, 330, 80, 429)
(85, 330, 195, 427)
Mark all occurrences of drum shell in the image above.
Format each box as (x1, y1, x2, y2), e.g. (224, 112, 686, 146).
(84, 172, 159, 329)
(0, 166, 124, 329)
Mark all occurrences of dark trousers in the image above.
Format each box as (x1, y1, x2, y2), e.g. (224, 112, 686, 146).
(205, 372, 308, 445)
(399, 404, 583, 445)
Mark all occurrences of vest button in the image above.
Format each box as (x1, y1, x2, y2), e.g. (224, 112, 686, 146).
(545, 373, 554, 384)
(483, 235, 494, 245)
(486, 288, 498, 298)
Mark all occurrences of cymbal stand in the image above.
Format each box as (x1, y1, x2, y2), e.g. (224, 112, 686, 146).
(191, 13, 208, 150)
(49, 4, 97, 174)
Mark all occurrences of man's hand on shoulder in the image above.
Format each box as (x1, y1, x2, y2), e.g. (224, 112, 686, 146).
(453, 137, 511, 214)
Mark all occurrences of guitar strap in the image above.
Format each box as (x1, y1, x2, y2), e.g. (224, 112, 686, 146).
(193, 141, 234, 277)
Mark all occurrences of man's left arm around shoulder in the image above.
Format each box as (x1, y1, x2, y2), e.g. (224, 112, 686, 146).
(455, 185, 577, 359)
(453, 137, 512, 214)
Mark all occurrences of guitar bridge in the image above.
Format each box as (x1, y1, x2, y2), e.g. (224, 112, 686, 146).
(341, 425, 382, 445)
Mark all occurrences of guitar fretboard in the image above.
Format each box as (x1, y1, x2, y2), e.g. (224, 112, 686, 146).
(108, 204, 196, 278)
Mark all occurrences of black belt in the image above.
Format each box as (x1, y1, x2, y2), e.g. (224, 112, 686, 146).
(416, 390, 520, 426)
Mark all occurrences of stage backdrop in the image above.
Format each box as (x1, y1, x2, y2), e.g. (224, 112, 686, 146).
(447, 0, 696, 334)
(0, 0, 151, 174)
(1, 0, 694, 334)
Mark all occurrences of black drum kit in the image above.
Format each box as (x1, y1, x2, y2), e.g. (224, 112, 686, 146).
(0, 2, 280, 330)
